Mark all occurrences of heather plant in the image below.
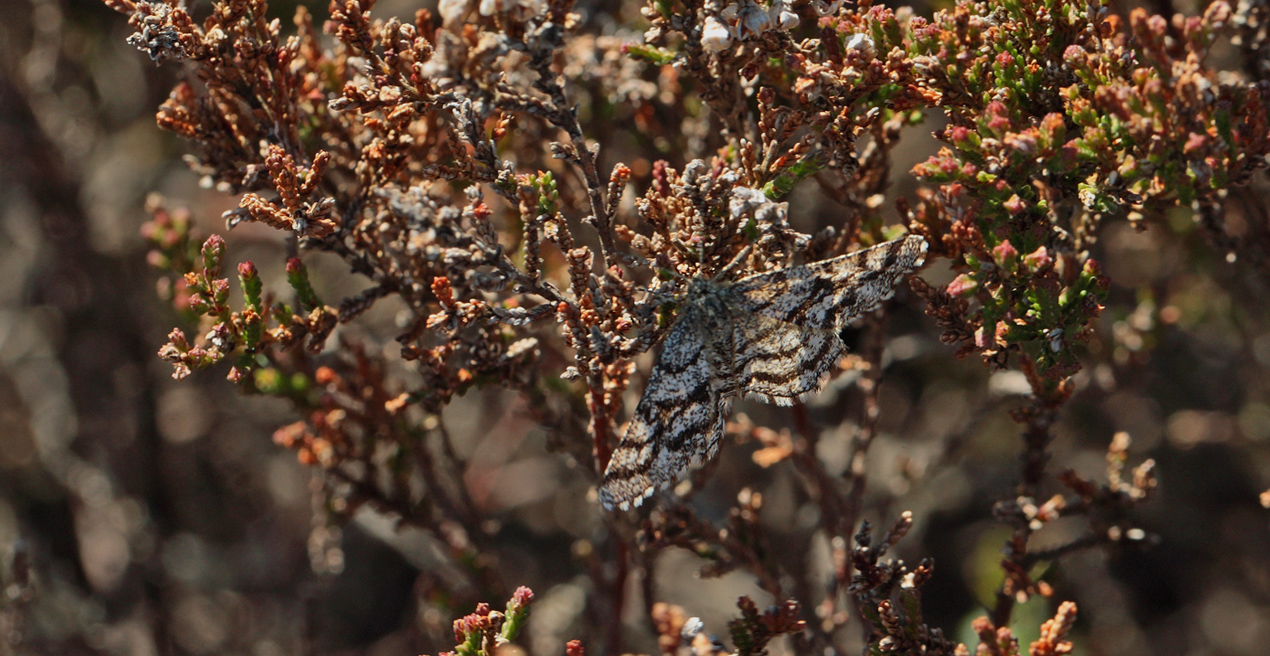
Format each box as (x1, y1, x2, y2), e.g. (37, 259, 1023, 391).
(90, 0, 1270, 652)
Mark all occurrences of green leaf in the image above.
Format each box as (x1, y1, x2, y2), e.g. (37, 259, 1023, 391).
(624, 43, 676, 65)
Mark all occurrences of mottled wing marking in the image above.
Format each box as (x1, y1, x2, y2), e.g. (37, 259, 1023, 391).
(599, 234, 928, 510)
(728, 313, 845, 405)
(734, 234, 929, 330)
(598, 306, 730, 511)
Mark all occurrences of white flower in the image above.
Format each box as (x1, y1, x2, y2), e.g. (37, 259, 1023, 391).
(681, 617, 705, 640)
(728, 186, 769, 218)
(812, 0, 843, 16)
(845, 32, 876, 59)
(518, 0, 546, 18)
(702, 16, 733, 52)
(710, 0, 798, 50)
(770, 0, 799, 30)
(437, 0, 470, 25)
(776, 9, 800, 29)
(737, 1, 772, 38)
(1047, 328, 1064, 353)
(477, 0, 544, 20)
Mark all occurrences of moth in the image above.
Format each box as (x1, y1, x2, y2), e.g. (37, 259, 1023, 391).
(599, 234, 928, 510)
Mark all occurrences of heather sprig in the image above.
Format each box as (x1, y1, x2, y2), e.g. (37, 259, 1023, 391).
(109, 0, 1270, 650)
(447, 587, 536, 656)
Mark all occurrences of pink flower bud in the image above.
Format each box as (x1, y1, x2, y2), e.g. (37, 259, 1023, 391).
(993, 240, 1019, 274)
(947, 273, 979, 297)
(1023, 246, 1052, 271)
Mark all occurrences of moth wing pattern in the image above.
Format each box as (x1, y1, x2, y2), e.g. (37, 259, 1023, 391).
(599, 306, 732, 511)
(728, 313, 846, 405)
(734, 234, 929, 330)
(599, 234, 928, 511)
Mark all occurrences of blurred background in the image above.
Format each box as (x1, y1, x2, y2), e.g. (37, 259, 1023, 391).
(2, 0, 1270, 654)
